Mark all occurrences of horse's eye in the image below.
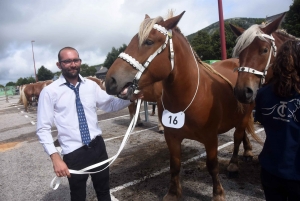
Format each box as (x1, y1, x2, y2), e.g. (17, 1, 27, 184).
(262, 48, 268, 54)
(145, 39, 154, 46)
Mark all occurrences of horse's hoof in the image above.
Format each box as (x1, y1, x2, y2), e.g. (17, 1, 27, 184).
(243, 156, 253, 162)
(158, 130, 164, 134)
(227, 171, 239, 178)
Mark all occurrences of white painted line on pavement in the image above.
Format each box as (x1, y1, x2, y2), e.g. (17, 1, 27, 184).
(110, 194, 118, 201)
(104, 126, 157, 142)
(110, 127, 266, 199)
(98, 110, 151, 123)
(24, 115, 28, 118)
(110, 141, 234, 194)
(99, 114, 130, 122)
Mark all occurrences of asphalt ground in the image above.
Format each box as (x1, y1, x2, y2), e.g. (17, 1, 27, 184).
(0, 95, 266, 201)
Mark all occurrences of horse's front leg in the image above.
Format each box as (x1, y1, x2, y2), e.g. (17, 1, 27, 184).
(227, 128, 244, 177)
(163, 133, 182, 201)
(127, 101, 143, 126)
(242, 131, 253, 161)
(205, 138, 225, 201)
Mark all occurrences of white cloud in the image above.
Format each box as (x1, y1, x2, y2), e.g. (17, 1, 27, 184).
(0, 0, 293, 85)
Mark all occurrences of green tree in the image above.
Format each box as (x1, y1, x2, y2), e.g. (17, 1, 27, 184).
(224, 23, 238, 58)
(37, 66, 53, 81)
(191, 30, 213, 60)
(103, 44, 128, 69)
(118, 44, 127, 53)
(27, 76, 36, 83)
(89, 66, 97, 76)
(80, 64, 90, 77)
(6, 81, 16, 86)
(282, 0, 300, 37)
(210, 30, 222, 60)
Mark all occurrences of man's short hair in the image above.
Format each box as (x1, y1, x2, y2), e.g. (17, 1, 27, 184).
(58, 47, 79, 61)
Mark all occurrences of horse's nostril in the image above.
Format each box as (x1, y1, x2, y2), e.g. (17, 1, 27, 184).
(245, 87, 253, 99)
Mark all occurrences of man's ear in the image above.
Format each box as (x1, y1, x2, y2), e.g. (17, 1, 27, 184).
(56, 62, 62, 69)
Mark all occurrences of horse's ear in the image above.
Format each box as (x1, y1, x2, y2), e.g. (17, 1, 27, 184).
(261, 12, 286, 35)
(163, 11, 185, 30)
(145, 14, 150, 19)
(229, 23, 244, 37)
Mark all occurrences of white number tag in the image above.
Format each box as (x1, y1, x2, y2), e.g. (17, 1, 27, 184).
(162, 110, 185, 129)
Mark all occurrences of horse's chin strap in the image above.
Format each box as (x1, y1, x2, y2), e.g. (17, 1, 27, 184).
(236, 34, 276, 85)
(118, 24, 174, 94)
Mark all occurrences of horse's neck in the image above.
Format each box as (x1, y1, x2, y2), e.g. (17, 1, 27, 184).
(274, 31, 293, 48)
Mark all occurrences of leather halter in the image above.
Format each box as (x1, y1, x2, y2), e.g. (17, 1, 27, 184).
(236, 34, 277, 85)
(118, 24, 174, 94)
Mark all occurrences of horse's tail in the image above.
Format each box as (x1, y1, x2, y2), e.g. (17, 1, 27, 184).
(18, 86, 24, 104)
(246, 114, 264, 146)
(21, 87, 28, 112)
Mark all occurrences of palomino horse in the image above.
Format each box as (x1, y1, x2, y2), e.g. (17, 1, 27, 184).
(21, 80, 53, 112)
(105, 12, 260, 200)
(230, 13, 299, 103)
(86, 76, 164, 132)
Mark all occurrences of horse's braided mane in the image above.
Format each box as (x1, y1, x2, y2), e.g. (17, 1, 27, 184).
(276, 29, 300, 41)
(174, 27, 234, 90)
(138, 12, 234, 90)
(174, 26, 244, 112)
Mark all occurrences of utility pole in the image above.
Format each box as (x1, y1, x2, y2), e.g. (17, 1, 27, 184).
(218, 0, 227, 60)
(31, 40, 38, 82)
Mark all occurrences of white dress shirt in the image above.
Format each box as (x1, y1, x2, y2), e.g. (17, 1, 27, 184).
(36, 75, 131, 155)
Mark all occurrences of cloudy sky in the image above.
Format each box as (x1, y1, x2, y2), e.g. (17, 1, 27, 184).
(0, 0, 292, 85)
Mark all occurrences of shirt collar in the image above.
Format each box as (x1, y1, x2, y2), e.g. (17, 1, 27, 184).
(57, 74, 86, 86)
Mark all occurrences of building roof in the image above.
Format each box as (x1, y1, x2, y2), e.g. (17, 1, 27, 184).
(95, 66, 108, 75)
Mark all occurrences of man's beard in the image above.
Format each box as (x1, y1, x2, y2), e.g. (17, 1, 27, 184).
(61, 67, 80, 79)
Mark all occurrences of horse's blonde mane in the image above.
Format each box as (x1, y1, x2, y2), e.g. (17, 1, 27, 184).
(139, 10, 180, 46)
(138, 16, 164, 46)
(232, 24, 268, 57)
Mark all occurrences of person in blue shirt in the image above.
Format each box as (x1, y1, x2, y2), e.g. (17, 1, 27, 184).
(255, 40, 300, 201)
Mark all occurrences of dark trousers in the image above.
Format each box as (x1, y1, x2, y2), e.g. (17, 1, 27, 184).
(261, 168, 300, 201)
(63, 136, 111, 201)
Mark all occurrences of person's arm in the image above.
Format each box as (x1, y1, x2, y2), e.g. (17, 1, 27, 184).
(50, 153, 70, 178)
(95, 84, 143, 112)
(36, 88, 70, 177)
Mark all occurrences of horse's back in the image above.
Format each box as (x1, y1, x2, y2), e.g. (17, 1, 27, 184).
(211, 58, 239, 85)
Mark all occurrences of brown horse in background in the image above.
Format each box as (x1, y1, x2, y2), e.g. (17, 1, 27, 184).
(21, 80, 53, 112)
(105, 12, 260, 200)
(230, 13, 298, 103)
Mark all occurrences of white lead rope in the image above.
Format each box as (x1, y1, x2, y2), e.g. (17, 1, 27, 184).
(50, 99, 142, 190)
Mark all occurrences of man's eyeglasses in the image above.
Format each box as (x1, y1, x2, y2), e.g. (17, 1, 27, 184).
(60, 59, 82, 65)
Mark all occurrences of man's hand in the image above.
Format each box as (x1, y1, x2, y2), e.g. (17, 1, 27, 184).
(50, 153, 71, 178)
(130, 93, 144, 102)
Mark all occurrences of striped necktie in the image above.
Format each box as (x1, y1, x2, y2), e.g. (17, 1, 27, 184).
(66, 82, 91, 146)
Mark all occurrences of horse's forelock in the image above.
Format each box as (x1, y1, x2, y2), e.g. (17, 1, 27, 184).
(138, 16, 164, 46)
(232, 24, 268, 57)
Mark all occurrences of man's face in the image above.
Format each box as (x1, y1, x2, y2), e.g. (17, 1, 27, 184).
(57, 49, 81, 79)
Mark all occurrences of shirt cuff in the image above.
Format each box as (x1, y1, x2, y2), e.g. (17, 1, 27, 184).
(43, 143, 58, 156)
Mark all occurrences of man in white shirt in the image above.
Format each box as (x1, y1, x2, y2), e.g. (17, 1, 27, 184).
(36, 47, 142, 201)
